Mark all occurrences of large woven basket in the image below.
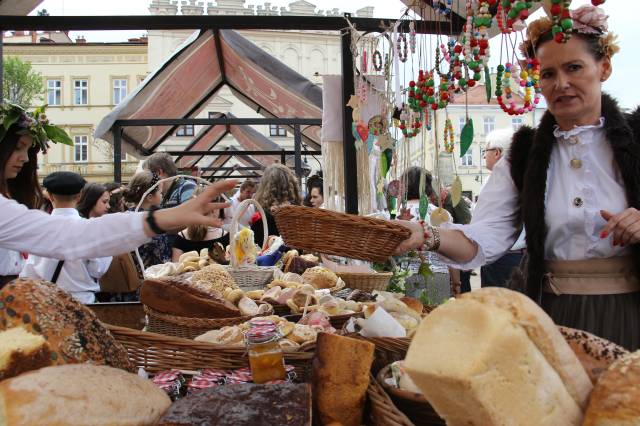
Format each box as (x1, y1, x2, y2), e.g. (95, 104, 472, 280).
(273, 205, 411, 262)
(144, 305, 253, 339)
(368, 374, 414, 426)
(106, 324, 314, 380)
(336, 271, 393, 292)
(226, 198, 276, 290)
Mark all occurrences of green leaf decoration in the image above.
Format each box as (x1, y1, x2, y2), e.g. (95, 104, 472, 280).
(418, 194, 428, 221)
(380, 149, 389, 179)
(451, 175, 462, 207)
(43, 124, 73, 146)
(460, 118, 474, 158)
(485, 65, 492, 103)
(384, 149, 393, 177)
(3, 109, 21, 130)
(418, 261, 433, 280)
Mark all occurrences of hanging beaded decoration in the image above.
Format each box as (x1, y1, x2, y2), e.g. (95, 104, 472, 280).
(591, 0, 605, 4)
(409, 21, 417, 54)
(495, 58, 541, 115)
(397, 32, 408, 63)
(384, 53, 391, 79)
(497, 2, 512, 34)
(473, 0, 492, 68)
(399, 107, 421, 140)
(435, 0, 453, 15)
(443, 118, 455, 153)
(550, 0, 573, 43)
(372, 50, 383, 71)
(361, 49, 368, 73)
(462, 0, 481, 87)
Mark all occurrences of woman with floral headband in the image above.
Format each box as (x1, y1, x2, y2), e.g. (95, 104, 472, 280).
(0, 103, 235, 288)
(397, 5, 640, 349)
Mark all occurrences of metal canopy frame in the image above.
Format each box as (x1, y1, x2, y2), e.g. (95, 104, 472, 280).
(0, 13, 464, 214)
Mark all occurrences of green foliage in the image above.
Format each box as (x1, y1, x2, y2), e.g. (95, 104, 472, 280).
(3, 56, 44, 108)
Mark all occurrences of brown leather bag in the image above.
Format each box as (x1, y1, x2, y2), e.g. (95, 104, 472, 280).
(99, 253, 142, 293)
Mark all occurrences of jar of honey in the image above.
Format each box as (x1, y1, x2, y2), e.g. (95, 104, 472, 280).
(246, 325, 286, 384)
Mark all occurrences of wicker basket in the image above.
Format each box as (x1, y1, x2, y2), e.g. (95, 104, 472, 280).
(273, 205, 411, 263)
(378, 365, 444, 426)
(368, 374, 414, 426)
(144, 305, 252, 339)
(106, 324, 314, 380)
(226, 198, 276, 290)
(336, 271, 393, 292)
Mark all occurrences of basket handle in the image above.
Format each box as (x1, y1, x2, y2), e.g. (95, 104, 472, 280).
(133, 175, 230, 279)
(229, 198, 268, 269)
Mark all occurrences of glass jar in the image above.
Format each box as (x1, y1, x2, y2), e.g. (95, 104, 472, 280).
(246, 326, 286, 384)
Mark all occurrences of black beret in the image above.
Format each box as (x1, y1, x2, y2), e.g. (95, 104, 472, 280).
(43, 171, 86, 195)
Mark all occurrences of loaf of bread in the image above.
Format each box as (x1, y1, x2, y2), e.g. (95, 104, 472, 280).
(559, 326, 628, 384)
(405, 287, 593, 426)
(0, 278, 132, 371)
(140, 276, 241, 318)
(0, 364, 171, 425)
(311, 332, 375, 426)
(399, 296, 423, 314)
(583, 350, 640, 425)
(283, 255, 319, 275)
(158, 383, 311, 426)
(301, 267, 338, 290)
(0, 327, 52, 381)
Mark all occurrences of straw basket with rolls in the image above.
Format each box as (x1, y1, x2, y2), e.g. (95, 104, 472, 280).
(225, 198, 276, 291)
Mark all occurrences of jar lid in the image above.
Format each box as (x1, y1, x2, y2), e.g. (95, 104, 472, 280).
(248, 318, 276, 327)
(246, 325, 279, 343)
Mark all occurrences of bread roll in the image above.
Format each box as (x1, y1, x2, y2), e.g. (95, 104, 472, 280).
(559, 326, 628, 384)
(0, 327, 52, 381)
(399, 296, 423, 314)
(583, 350, 640, 425)
(405, 287, 592, 426)
(0, 278, 132, 372)
(140, 277, 240, 318)
(312, 333, 375, 426)
(302, 267, 338, 290)
(0, 364, 171, 425)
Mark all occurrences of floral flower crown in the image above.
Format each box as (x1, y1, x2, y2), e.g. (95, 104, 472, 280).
(521, 5, 619, 58)
(0, 103, 72, 153)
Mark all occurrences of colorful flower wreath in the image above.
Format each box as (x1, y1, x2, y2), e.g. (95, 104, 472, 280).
(0, 103, 72, 153)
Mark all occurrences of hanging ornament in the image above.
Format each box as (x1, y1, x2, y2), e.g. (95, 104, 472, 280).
(372, 50, 383, 71)
(418, 195, 429, 221)
(460, 118, 474, 157)
(495, 59, 541, 115)
(451, 176, 463, 208)
(409, 21, 417, 54)
(550, 0, 573, 43)
(361, 49, 368, 73)
(397, 33, 408, 63)
(443, 118, 455, 154)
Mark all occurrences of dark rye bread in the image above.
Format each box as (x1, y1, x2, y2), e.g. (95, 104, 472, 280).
(140, 276, 240, 318)
(558, 326, 629, 384)
(158, 383, 312, 426)
(0, 278, 132, 372)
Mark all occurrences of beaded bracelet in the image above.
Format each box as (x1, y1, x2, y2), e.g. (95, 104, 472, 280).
(420, 221, 441, 251)
(443, 118, 454, 153)
(372, 50, 383, 71)
(495, 59, 541, 115)
(397, 33, 408, 63)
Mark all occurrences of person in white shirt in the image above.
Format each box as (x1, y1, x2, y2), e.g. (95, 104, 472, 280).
(0, 103, 235, 289)
(395, 6, 640, 349)
(224, 180, 256, 228)
(21, 171, 112, 304)
(479, 128, 527, 288)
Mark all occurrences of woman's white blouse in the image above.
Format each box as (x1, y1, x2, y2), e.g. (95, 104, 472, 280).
(442, 120, 629, 270)
(0, 195, 150, 260)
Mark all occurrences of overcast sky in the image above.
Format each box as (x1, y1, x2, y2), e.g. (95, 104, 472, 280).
(32, 0, 638, 108)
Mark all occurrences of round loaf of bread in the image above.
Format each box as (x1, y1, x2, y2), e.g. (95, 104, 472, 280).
(400, 296, 424, 314)
(302, 267, 338, 290)
(0, 279, 132, 371)
(0, 364, 171, 425)
(583, 350, 640, 425)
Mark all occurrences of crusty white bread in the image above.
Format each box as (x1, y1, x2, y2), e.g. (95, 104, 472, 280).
(405, 287, 592, 426)
(583, 350, 640, 426)
(0, 364, 171, 426)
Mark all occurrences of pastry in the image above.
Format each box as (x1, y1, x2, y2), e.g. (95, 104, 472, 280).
(583, 350, 640, 425)
(404, 287, 593, 426)
(157, 383, 311, 426)
(0, 364, 171, 425)
(279, 339, 300, 350)
(283, 254, 319, 275)
(0, 327, 52, 381)
(399, 296, 424, 314)
(0, 279, 132, 371)
(289, 324, 317, 344)
(238, 296, 260, 317)
(312, 333, 375, 426)
(301, 267, 338, 290)
(140, 276, 240, 319)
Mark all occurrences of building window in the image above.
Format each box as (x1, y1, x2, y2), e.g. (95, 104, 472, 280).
(512, 117, 523, 131)
(73, 79, 88, 105)
(112, 79, 127, 105)
(176, 125, 194, 137)
(270, 124, 287, 137)
(74, 135, 88, 162)
(461, 147, 474, 167)
(46, 79, 61, 105)
(483, 116, 495, 135)
(458, 116, 467, 134)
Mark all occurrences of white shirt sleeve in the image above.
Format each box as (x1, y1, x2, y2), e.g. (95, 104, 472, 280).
(0, 196, 150, 260)
(438, 157, 522, 270)
(86, 256, 113, 279)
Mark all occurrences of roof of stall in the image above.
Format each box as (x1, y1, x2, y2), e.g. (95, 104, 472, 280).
(95, 28, 323, 163)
